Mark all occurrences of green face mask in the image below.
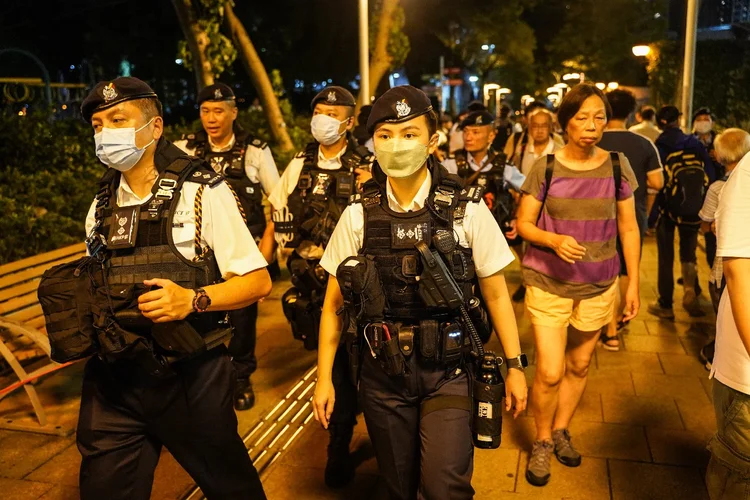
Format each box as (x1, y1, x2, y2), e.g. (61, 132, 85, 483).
(375, 139, 429, 178)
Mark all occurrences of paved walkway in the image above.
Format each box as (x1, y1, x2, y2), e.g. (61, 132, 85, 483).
(0, 234, 717, 499)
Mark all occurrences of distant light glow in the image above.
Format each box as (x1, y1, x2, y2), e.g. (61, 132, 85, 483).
(562, 73, 580, 81)
(175, 58, 183, 65)
(469, 76, 479, 83)
(632, 45, 651, 57)
(393, 73, 400, 79)
(498, 88, 511, 94)
(595, 82, 606, 90)
(554, 82, 569, 89)
(69, 64, 75, 70)
(481, 44, 489, 51)
(62, 104, 67, 110)
(608, 82, 619, 90)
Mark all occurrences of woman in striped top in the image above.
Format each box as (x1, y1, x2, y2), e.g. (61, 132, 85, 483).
(516, 83, 642, 487)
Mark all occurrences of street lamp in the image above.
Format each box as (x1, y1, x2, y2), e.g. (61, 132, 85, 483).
(595, 82, 606, 90)
(358, 0, 370, 106)
(481, 44, 490, 51)
(607, 82, 619, 90)
(562, 73, 581, 81)
(632, 45, 651, 57)
(498, 88, 511, 95)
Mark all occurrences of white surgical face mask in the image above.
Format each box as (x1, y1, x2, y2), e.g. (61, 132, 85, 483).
(694, 121, 712, 134)
(375, 139, 429, 178)
(94, 117, 156, 172)
(311, 114, 348, 146)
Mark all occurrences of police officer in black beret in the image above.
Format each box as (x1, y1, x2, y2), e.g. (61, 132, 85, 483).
(174, 82, 280, 411)
(74, 77, 270, 499)
(313, 85, 528, 499)
(268, 85, 373, 488)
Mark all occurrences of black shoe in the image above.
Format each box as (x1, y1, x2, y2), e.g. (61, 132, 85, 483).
(234, 377, 255, 411)
(700, 340, 715, 371)
(512, 285, 527, 303)
(325, 424, 355, 488)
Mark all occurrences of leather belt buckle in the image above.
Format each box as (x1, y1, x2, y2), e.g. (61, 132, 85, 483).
(398, 325, 415, 357)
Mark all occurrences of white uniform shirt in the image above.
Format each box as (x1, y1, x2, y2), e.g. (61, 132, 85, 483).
(520, 139, 557, 177)
(319, 170, 515, 278)
(629, 121, 661, 143)
(713, 155, 750, 394)
(173, 134, 279, 196)
(85, 174, 267, 280)
(442, 152, 526, 191)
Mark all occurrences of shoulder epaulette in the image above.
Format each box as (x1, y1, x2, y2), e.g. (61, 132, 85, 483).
(461, 185, 485, 203)
(349, 193, 362, 205)
(294, 150, 306, 159)
(250, 138, 268, 150)
(187, 165, 224, 187)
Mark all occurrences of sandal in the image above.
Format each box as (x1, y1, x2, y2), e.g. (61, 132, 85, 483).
(599, 331, 621, 352)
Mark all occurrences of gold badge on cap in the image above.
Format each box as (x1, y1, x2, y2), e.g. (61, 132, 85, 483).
(327, 91, 337, 103)
(214, 88, 222, 100)
(102, 83, 117, 102)
(396, 99, 411, 118)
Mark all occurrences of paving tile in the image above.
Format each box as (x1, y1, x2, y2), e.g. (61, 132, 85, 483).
(610, 460, 708, 500)
(681, 336, 711, 357)
(659, 353, 712, 378)
(601, 395, 683, 429)
(585, 369, 635, 396)
(646, 320, 713, 339)
(472, 448, 519, 495)
(596, 350, 664, 373)
(500, 416, 536, 451)
(623, 335, 687, 354)
(646, 428, 711, 467)
(675, 399, 717, 440)
(567, 420, 651, 461)
(262, 464, 379, 499)
(151, 450, 195, 500)
(631, 372, 711, 404)
(26, 444, 80, 487)
(0, 433, 74, 479)
(516, 452, 610, 500)
(621, 319, 650, 336)
(0, 478, 54, 500)
(280, 425, 328, 469)
(38, 485, 80, 500)
(700, 376, 714, 401)
(350, 433, 379, 476)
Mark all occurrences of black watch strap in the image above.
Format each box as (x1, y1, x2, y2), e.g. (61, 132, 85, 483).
(507, 353, 528, 370)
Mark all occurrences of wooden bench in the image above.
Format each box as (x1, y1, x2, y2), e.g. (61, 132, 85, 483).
(0, 243, 86, 436)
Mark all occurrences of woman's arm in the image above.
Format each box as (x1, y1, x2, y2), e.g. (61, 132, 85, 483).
(516, 194, 585, 264)
(617, 197, 641, 321)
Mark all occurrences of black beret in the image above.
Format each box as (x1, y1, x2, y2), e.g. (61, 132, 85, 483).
(657, 105, 681, 126)
(460, 110, 495, 129)
(366, 85, 433, 134)
(310, 86, 356, 110)
(197, 83, 236, 105)
(81, 77, 158, 122)
(693, 106, 712, 121)
(467, 100, 487, 112)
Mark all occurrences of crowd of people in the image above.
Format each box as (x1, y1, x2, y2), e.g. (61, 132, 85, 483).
(43, 75, 750, 499)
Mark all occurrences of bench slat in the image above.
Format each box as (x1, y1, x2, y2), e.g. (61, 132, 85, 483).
(0, 279, 39, 303)
(6, 304, 43, 324)
(0, 243, 86, 278)
(0, 253, 84, 291)
(0, 291, 38, 315)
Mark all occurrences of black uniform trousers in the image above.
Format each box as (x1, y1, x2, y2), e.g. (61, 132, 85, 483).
(77, 347, 266, 500)
(330, 343, 359, 426)
(359, 352, 474, 500)
(656, 215, 700, 308)
(228, 303, 258, 379)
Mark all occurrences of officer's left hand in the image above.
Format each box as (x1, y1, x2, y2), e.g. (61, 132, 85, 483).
(355, 167, 372, 189)
(138, 278, 195, 323)
(505, 368, 528, 419)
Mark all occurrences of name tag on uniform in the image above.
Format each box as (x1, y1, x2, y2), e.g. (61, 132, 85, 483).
(108, 206, 139, 249)
(391, 221, 430, 249)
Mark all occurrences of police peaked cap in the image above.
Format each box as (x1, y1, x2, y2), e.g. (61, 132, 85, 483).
(197, 83, 236, 105)
(693, 106, 713, 121)
(81, 77, 158, 122)
(310, 86, 356, 110)
(460, 110, 495, 129)
(366, 85, 433, 134)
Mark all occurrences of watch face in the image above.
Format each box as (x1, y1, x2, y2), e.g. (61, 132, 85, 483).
(519, 353, 529, 367)
(197, 295, 211, 310)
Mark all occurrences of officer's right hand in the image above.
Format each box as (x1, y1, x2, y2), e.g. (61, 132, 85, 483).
(313, 379, 336, 429)
(551, 234, 586, 264)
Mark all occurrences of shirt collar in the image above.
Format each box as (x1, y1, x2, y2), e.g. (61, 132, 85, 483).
(117, 174, 153, 204)
(467, 151, 492, 172)
(385, 170, 432, 213)
(208, 133, 236, 153)
(317, 144, 347, 169)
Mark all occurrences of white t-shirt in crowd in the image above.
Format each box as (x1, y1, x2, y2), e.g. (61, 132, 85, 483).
(319, 169, 515, 279)
(712, 154, 750, 395)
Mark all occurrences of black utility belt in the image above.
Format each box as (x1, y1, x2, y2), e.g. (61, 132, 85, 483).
(362, 319, 469, 376)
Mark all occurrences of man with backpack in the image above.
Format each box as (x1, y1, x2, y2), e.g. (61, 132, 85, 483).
(649, 106, 715, 319)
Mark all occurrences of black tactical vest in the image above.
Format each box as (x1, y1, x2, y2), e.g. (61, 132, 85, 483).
(185, 127, 267, 238)
(453, 149, 514, 230)
(356, 158, 480, 322)
(91, 139, 231, 362)
(281, 139, 372, 249)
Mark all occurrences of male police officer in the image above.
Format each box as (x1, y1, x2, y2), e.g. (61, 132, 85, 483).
(313, 86, 528, 499)
(268, 85, 372, 487)
(444, 110, 527, 301)
(174, 82, 279, 410)
(77, 77, 270, 499)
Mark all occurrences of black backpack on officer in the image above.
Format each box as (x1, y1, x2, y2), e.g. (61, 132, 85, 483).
(662, 148, 709, 224)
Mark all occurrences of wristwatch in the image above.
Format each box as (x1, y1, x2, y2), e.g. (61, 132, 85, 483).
(192, 288, 211, 313)
(507, 353, 529, 371)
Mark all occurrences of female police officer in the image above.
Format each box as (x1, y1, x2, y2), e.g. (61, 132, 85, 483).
(313, 86, 528, 499)
(76, 77, 270, 499)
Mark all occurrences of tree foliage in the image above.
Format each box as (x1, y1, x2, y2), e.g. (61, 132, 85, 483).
(175, 0, 237, 81)
(369, 0, 410, 71)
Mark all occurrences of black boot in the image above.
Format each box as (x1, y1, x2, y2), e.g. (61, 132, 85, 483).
(234, 377, 255, 411)
(325, 423, 355, 488)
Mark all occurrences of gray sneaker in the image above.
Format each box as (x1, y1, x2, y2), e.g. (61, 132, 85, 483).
(526, 439, 554, 486)
(552, 429, 581, 467)
(648, 301, 675, 320)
